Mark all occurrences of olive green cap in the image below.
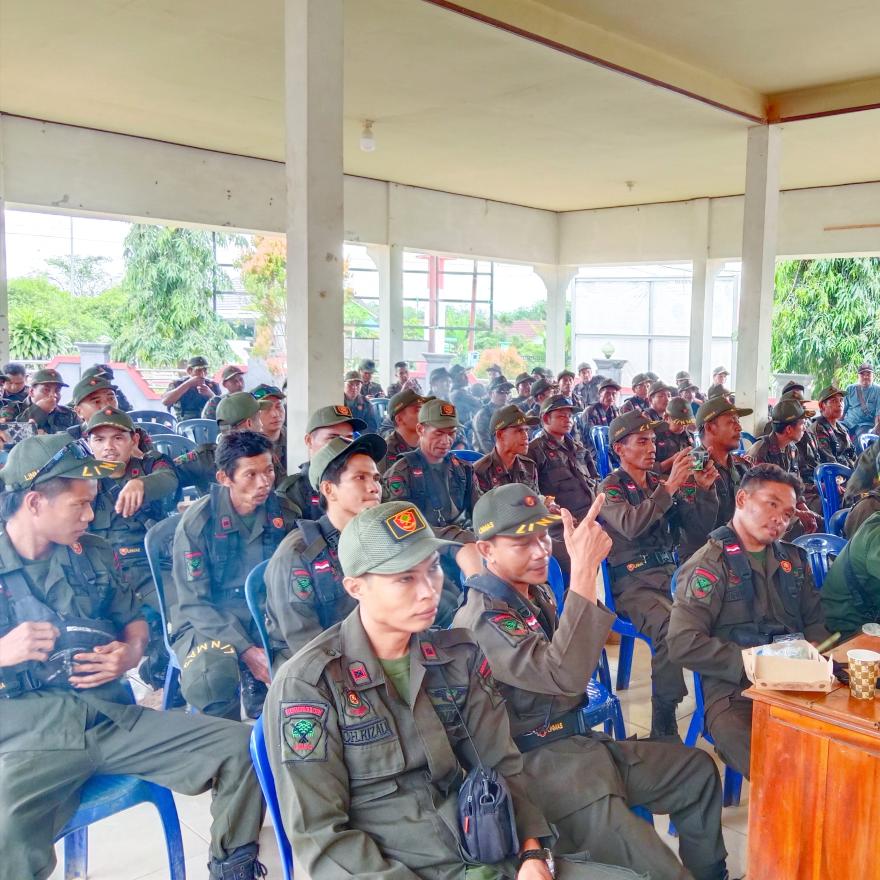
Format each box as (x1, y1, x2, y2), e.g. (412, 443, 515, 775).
(216, 391, 271, 428)
(306, 404, 367, 434)
(666, 397, 695, 425)
(712, 365, 729, 376)
(71, 375, 115, 406)
(675, 370, 691, 383)
(598, 378, 621, 392)
(85, 406, 135, 434)
(389, 389, 431, 420)
(530, 378, 555, 398)
(648, 380, 676, 397)
(514, 372, 533, 387)
(472, 483, 560, 540)
(557, 370, 575, 380)
(344, 370, 362, 382)
(187, 356, 209, 368)
(309, 433, 387, 488)
(418, 398, 460, 428)
(490, 404, 539, 433)
(31, 368, 68, 388)
(221, 365, 245, 382)
(358, 359, 377, 372)
(81, 365, 112, 381)
(1, 435, 117, 491)
(540, 394, 576, 416)
(609, 411, 664, 443)
(817, 385, 844, 404)
(706, 384, 730, 400)
(771, 398, 815, 424)
(630, 372, 650, 387)
(695, 396, 753, 429)
(251, 383, 285, 401)
(338, 501, 459, 576)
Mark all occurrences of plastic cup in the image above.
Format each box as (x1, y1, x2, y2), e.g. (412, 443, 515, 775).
(846, 649, 880, 700)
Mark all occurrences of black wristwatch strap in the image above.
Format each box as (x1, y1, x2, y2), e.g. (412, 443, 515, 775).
(518, 847, 555, 876)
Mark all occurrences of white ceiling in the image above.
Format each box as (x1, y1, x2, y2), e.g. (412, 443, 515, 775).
(1, 0, 878, 211)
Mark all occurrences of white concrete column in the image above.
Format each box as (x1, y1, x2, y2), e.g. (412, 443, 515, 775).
(0, 114, 8, 366)
(284, 0, 344, 467)
(734, 125, 782, 432)
(368, 242, 404, 388)
(688, 258, 723, 391)
(535, 264, 577, 375)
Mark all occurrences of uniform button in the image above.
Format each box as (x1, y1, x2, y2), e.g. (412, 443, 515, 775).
(324, 648, 339, 657)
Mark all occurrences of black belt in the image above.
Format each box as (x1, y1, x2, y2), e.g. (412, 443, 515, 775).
(609, 550, 676, 581)
(0, 669, 42, 699)
(514, 706, 587, 753)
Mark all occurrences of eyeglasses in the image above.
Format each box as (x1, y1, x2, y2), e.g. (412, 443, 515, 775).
(24, 439, 93, 488)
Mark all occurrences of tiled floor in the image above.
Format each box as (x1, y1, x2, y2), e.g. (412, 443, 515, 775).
(50, 640, 749, 879)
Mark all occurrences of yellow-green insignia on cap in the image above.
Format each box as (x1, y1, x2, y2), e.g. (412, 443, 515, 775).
(385, 506, 428, 540)
(418, 398, 460, 428)
(306, 405, 367, 434)
(472, 483, 560, 539)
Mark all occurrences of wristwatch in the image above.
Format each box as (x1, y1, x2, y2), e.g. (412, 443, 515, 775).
(518, 847, 556, 878)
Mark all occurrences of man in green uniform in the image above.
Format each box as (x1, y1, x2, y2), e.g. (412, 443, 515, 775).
(821, 510, 880, 635)
(668, 464, 829, 778)
(473, 405, 540, 500)
(358, 358, 385, 398)
(0, 434, 266, 880)
(811, 385, 857, 468)
(1, 361, 29, 403)
(456, 484, 731, 880)
(510, 372, 534, 409)
(644, 380, 675, 421)
(201, 364, 246, 420)
(169, 430, 296, 718)
(84, 406, 180, 687)
(81, 364, 132, 412)
(652, 397, 695, 475)
(0, 368, 79, 434)
(525, 377, 556, 417)
(277, 403, 367, 519)
(473, 376, 514, 454)
(343, 370, 380, 432)
(386, 360, 423, 397)
(173, 391, 273, 495)
(599, 411, 719, 737)
(620, 374, 650, 415)
(251, 382, 288, 475)
(161, 356, 221, 422)
(380, 388, 430, 473)
(265, 433, 387, 666)
(266, 499, 644, 880)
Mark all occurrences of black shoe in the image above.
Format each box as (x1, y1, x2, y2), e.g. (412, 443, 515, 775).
(208, 843, 267, 879)
(650, 700, 681, 740)
(240, 668, 267, 720)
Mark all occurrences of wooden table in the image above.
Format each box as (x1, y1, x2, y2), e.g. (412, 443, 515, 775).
(746, 634, 880, 880)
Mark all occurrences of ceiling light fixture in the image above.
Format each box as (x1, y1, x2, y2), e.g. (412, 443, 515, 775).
(360, 120, 376, 152)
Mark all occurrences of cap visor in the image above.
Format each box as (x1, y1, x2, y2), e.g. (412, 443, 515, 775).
(494, 511, 562, 537)
(421, 417, 459, 429)
(733, 406, 754, 417)
(54, 457, 119, 481)
(363, 535, 460, 575)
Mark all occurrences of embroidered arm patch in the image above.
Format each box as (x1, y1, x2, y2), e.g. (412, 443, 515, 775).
(279, 701, 330, 763)
(486, 611, 529, 644)
(604, 486, 624, 502)
(387, 476, 407, 497)
(686, 567, 718, 603)
(290, 567, 314, 601)
(183, 550, 204, 580)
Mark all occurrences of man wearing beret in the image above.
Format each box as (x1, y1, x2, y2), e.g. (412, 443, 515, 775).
(201, 364, 247, 420)
(473, 376, 514, 454)
(266, 499, 642, 880)
(379, 388, 430, 473)
(811, 385, 857, 469)
(357, 358, 384, 399)
(276, 403, 367, 520)
(456, 485, 731, 880)
(619, 373, 651, 415)
(600, 411, 719, 737)
(161, 356, 221, 422)
(0, 435, 267, 880)
(0, 368, 79, 434)
(842, 362, 880, 439)
(169, 430, 297, 719)
(343, 370, 379, 433)
(473, 405, 540, 501)
(85, 406, 180, 687)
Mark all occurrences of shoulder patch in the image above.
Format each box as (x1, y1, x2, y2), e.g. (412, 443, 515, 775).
(387, 476, 406, 496)
(687, 567, 718, 602)
(183, 550, 204, 579)
(280, 701, 329, 763)
(487, 611, 529, 642)
(604, 485, 623, 501)
(290, 567, 314, 600)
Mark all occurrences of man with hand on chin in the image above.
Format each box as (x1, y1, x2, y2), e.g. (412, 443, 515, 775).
(266, 499, 644, 880)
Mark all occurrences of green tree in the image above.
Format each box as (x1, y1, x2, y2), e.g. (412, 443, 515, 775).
(42, 254, 111, 297)
(772, 258, 880, 391)
(115, 225, 235, 366)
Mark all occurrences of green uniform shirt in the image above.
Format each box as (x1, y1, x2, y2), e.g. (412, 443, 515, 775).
(0, 400, 79, 434)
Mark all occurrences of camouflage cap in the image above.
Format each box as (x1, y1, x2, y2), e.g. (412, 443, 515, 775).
(389, 389, 431, 420)
(609, 411, 664, 443)
(306, 404, 367, 434)
(419, 398, 460, 428)
(221, 365, 245, 382)
(472, 483, 560, 540)
(216, 392, 270, 428)
(771, 398, 815, 424)
(344, 370, 362, 382)
(338, 501, 459, 576)
(309, 434, 387, 488)
(490, 404, 539, 433)
(85, 406, 135, 434)
(540, 394, 576, 416)
(817, 385, 844, 405)
(665, 397, 695, 425)
(1, 435, 116, 491)
(251, 383, 285, 401)
(695, 396, 753, 429)
(187, 356, 209, 368)
(70, 375, 114, 406)
(31, 368, 68, 388)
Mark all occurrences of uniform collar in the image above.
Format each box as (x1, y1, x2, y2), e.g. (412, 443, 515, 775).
(0, 527, 69, 580)
(215, 484, 271, 540)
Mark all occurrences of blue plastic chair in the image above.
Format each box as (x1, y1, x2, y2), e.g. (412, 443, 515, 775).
(130, 410, 177, 430)
(135, 421, 177, 438)
(829, 507, 849, 538)
(57, 775, 185, 880)
(740, 431, 757, 447)
(792, 532, 847, 588)
(245, 560, 273, 678)
(451, 449, 482, 463)
(859, 432, 879, 452)
(145, 515, 185, 711)
(250, 717, 294, 880)
(669, 572, 744, 808)
(177, 418, 219, 446)
(601, 560, 654, 690)
(590, 426, 612, 478)
(813, 463, 852, 531)
(150, 433, 196, 459)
